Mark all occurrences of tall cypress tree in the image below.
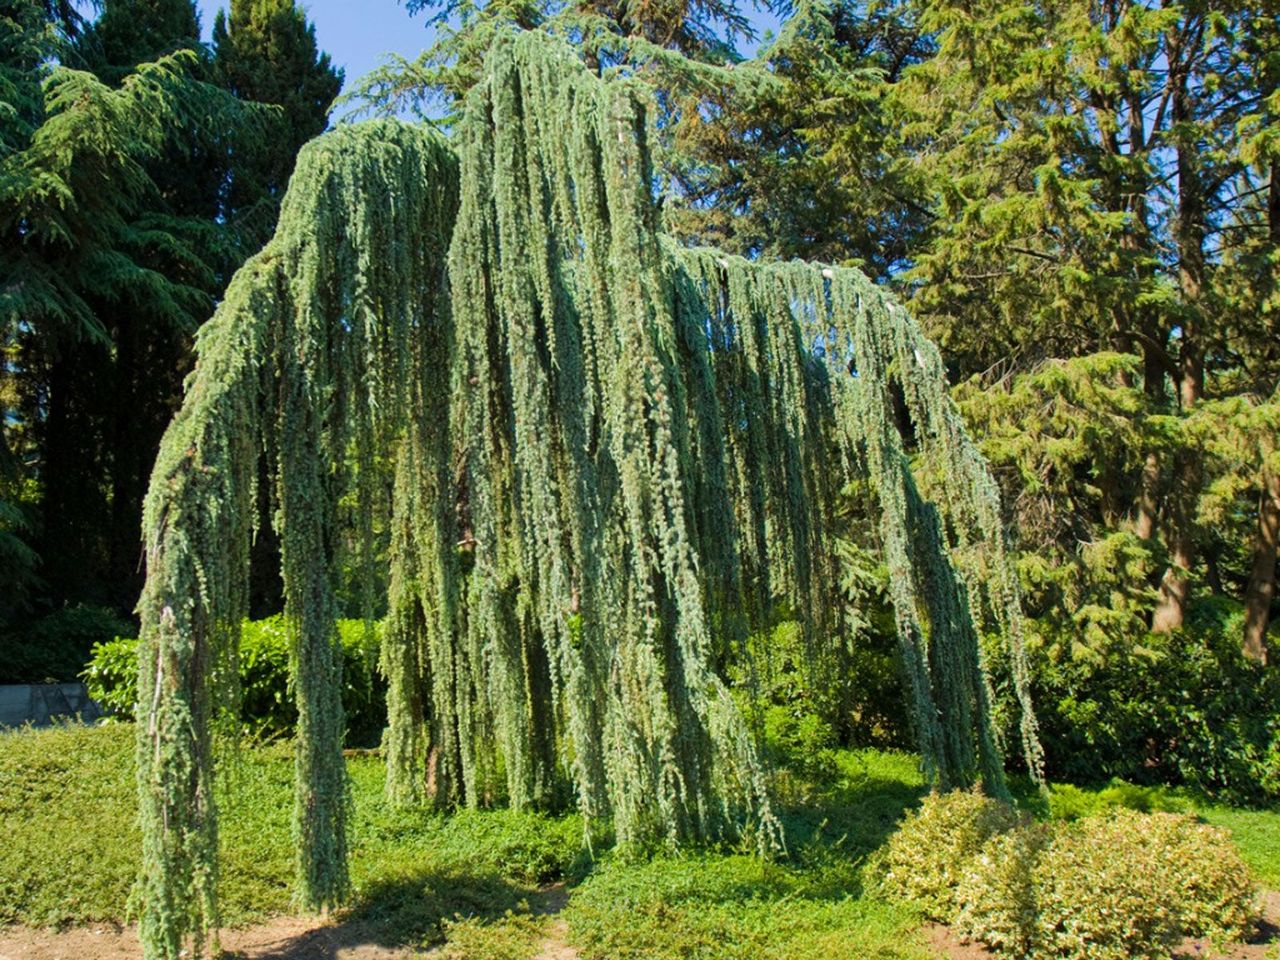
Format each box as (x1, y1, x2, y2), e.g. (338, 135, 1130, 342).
(213, 0, 343, 245)
(78, 0, 200, 82)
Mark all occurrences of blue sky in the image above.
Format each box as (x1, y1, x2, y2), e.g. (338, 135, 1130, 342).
(192, 2, 436, 90)
(188, 2, 779, 95)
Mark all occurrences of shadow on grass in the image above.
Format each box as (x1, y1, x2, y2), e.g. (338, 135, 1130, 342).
(776, 769, 927, 874)
(222, 868, 535, 959)
(228, 759, 929, 956)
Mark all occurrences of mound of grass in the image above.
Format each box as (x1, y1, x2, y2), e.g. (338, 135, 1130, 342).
(0, 724, 139, 927)
(438, 912, 550, 960)
(563, 853, 928, 960)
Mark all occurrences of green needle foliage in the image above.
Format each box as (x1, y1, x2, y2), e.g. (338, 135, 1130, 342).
(135, 119, 459, 958)
(136, 28, 1039, 959)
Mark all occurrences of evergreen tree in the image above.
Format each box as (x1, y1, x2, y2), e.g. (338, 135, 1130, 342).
(0, 0, 282, 674)
(78, 0, 200, 82)
(0, 0, 264, 656)
(662, 0, 933, 272)
(212, 0, 342, 246)
(134, 31, 1042, 957)
(350, 0, 765, 119)
(887, 0, 1279, 650)
(30, 0, 212, 617)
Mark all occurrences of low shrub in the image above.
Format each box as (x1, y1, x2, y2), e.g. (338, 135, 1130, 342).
(1136, 811, 1256, 942)
(862, 789, 1019, 920)
(954, 809, 1257, 959)
(954, 825, 1048, 957)
(437, 913, 548, 960)
(0, 604, 134, 683)
(1030, 811, 1180, 960)
(1044, 778, 1192, 820)
(83, 615, 385, 743)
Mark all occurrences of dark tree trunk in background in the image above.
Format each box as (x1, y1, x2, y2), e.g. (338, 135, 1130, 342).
(1241, 162, 1280, 664)
(1153, 59, 1206, 634)
(40, 341, 111, 607)
(1243, 469, 1279, 664)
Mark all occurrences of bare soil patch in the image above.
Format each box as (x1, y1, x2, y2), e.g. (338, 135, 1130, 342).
(528, 883, 578, 960)
(0, 882, 583, 960)
(0, 916, 426, 960)
(923, 922, 995, 959)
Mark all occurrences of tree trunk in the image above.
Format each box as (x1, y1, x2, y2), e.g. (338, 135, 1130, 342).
(1241, 161, 1280, 662)
(1118, 88, 1168, 547)
(1242, 468, 1279, 664)
(1152, 485, 1195, 633)
(1135, 450, 1162, 541)
(1152, 57, 1205, 634)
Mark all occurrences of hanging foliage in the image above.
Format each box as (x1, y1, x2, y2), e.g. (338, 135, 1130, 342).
(135, 119, 458, 958)
(135, 28, 1040, 960)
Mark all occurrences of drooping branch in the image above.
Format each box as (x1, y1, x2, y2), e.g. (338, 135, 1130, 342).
(136, 119, 458, 959)
(136, 29, 1040, 960)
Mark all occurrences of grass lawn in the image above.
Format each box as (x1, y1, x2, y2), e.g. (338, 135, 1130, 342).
(1, 724, 1276, 959)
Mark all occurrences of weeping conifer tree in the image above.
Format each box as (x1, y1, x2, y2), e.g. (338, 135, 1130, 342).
(134, 120, 458, 958)
(135, 28, 1040, 960)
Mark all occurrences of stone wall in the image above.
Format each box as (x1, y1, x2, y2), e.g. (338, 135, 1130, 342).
(0, 683, 103, 728)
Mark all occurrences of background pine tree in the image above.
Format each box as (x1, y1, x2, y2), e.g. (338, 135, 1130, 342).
(212, 0, 343, 245)
(0, 0, 335, 678)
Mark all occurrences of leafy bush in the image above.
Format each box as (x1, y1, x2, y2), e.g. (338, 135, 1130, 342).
(862, 789, 1019, 920)
(955, 810, 1257, 959)
(1135, 811, 1257, 941)
(954, 825, 1048, 957)
(79, 634, 137, 718)
(1, 604, 133, 683)
(1019, 599, 1280, 804)
(1030, 812, 1181, 960)
(760, 703, 841, 787)
(732, 538, 913, 767)
(83, 615, 385, 743)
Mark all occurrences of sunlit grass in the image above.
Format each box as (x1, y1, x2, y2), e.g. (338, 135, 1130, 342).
(1, 722, 1275, 959)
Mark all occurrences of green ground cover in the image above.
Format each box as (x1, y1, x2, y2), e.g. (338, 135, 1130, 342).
(1, 724, 1275, 958)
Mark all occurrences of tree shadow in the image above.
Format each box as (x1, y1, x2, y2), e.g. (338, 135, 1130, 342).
(782, 772, 926, 853)
(220, 868, 536, 959)
(221, 762, 929, 957)
(765, 764, 928, 900)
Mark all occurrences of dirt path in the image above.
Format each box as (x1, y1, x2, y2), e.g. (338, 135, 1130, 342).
(0, 915, 425, 959)
(0, 883, 582, 960)
(528, 883, 579, 960)
(9, 888, 1271, 960)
